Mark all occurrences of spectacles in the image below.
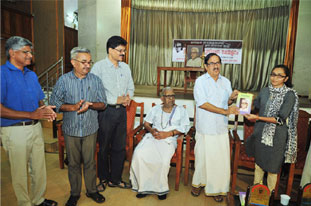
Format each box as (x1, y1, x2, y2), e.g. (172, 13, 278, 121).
(16, 50, 34, 55)
(163, 95, 175, 98)
(113, 48, 127, 53)
(270, 73, 286, 79)
(207, 62, 221, 66)
(73, 59, 94, 66)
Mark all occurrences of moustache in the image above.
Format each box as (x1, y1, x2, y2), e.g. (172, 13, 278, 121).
(213, 67, 219, 71)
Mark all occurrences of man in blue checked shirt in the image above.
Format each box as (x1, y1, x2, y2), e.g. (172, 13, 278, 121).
(0, 36, 57, 206)
(50, 47, 106, 206)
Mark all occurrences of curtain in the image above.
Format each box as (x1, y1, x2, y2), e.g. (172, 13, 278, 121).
(128, 0, 291, 91)
(121, 0, 131, 64)
(284, 0, 299, 80)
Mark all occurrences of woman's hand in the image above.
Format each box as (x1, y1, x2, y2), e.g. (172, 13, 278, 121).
(244, 114, 259, 121)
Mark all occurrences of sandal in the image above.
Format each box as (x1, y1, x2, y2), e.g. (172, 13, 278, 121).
(36, 199, 58, 206)
(96, 180, 108, 192)
(108, 180, 131, 189)
(191, 186, 202, 197)
(86, 192, 105, 203)
(213, 195, 224, 202)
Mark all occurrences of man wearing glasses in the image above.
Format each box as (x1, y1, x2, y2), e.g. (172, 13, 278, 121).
(191, 53, 239, 202)
(130, 87, 190, 200)
(91, 36, 135, 190)
(0, 36, 58, 206)
(50, 47, 106, 205)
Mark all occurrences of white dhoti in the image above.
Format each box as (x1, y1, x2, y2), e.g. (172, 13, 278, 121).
(130, 133, 175, 195)
(192, 132, 230, 196)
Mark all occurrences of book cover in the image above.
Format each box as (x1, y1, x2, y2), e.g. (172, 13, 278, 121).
(237, 92, 253, 115)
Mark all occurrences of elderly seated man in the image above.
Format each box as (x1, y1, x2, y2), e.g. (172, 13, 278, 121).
(130, 87, 190, 200)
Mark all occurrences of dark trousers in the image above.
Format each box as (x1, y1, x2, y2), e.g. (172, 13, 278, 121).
(97, 106, 127, 183)
(64, 132, 97, 196)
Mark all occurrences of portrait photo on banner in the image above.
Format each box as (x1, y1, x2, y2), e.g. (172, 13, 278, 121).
(185, 44, 203, 68)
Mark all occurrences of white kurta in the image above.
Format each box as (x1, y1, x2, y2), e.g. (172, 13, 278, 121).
(192, 73, 232, 196)
(130, 105, 190, 195)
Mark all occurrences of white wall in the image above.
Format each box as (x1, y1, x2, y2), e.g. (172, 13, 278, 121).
(78, 0, 121, 62)
(292, 0, 311, 97)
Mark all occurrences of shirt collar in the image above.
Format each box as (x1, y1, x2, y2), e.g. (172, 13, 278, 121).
(204, 72, 223, 80)
(105, 57, 120, 69)
(6, 60, 31, 73)
(69, 70, 90, 80)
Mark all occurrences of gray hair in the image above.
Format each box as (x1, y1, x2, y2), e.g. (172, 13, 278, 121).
(191, 47, 199, 53)
(5, 36, 33, 59)
(70, 47, 91, 59)
(161, 87, 174, 96)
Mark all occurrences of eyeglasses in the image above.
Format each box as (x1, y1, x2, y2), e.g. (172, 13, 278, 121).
(113, 48, 127, 53)
(73, 59, 94, 66)
(270, 73, 286, 79)
(207, 62, 221, 66)
(163, 95, 175, 98)
(16, 50, 34, 55)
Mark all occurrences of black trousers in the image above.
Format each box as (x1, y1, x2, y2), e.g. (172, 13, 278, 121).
(97, 106, 127, 183)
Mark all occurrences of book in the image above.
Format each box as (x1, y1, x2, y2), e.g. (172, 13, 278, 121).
(237, 92, 253, 115)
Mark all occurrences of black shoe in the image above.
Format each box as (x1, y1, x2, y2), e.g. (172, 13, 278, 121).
(158, 194, 167, 200)
(36, 199, 58, 206)
(136, 193, 147, 198)
(65, 195, 80, 206)
(86, 192, 105, 203)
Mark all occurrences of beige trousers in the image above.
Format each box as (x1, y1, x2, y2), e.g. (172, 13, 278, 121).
(254, 163, 277, 192)
(0, 122, 46, 206)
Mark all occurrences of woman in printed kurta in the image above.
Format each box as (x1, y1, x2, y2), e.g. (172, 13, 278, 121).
(245, 64, 299, 192)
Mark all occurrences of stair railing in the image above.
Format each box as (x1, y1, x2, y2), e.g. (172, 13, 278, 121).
(38, 57, 64, 104)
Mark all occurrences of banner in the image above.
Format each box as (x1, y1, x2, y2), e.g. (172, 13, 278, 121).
(172, 39, 242, 66)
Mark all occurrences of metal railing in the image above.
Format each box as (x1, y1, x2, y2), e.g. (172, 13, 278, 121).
(38, 57, 64, 104)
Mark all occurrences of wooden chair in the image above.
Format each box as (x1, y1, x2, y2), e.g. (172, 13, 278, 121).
(125, 100, 144, 166)
(183, 107, 235, 186)
(184, 71, 198, 93)
(285, 110, 311, 196)
(134, 103, 185, 191)
(297, 183, 311, 206)
(56, 100, 144, 169)
(231, 117, 281, 197)
(245, 184, 275, 206)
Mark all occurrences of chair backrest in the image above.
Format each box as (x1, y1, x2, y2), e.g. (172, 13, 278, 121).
(296, 110, 311, 169)
(243, 117, 256, 141)
(245, 184, 271, 206)
(126, 100, 144, 134)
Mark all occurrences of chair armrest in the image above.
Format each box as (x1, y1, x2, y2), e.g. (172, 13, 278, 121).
(135, 128, 147, 145)
(232, 130, 242, 144)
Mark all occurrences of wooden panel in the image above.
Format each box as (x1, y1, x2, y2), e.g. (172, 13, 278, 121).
(1, 7, 34, 66)
(64, 26, 78, 73)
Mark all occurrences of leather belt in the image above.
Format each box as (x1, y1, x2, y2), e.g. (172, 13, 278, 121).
(107, 104, 125, 109)
(11, 120, 39, 126)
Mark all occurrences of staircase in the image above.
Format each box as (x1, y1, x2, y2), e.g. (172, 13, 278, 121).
(38, 57, 64, 151)
(38, 57, 64, 105)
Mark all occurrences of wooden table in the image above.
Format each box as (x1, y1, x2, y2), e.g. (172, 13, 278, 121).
(157, 66, 204, 96)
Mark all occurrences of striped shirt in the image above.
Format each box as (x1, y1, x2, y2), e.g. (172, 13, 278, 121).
(91, 57, 134, 104)
(50, 71, 106, 137)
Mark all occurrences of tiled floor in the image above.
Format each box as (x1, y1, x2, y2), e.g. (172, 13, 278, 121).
(1, 127, 302, 206)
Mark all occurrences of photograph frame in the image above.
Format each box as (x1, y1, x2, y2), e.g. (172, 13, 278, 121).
(185, 44, 204, 68)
